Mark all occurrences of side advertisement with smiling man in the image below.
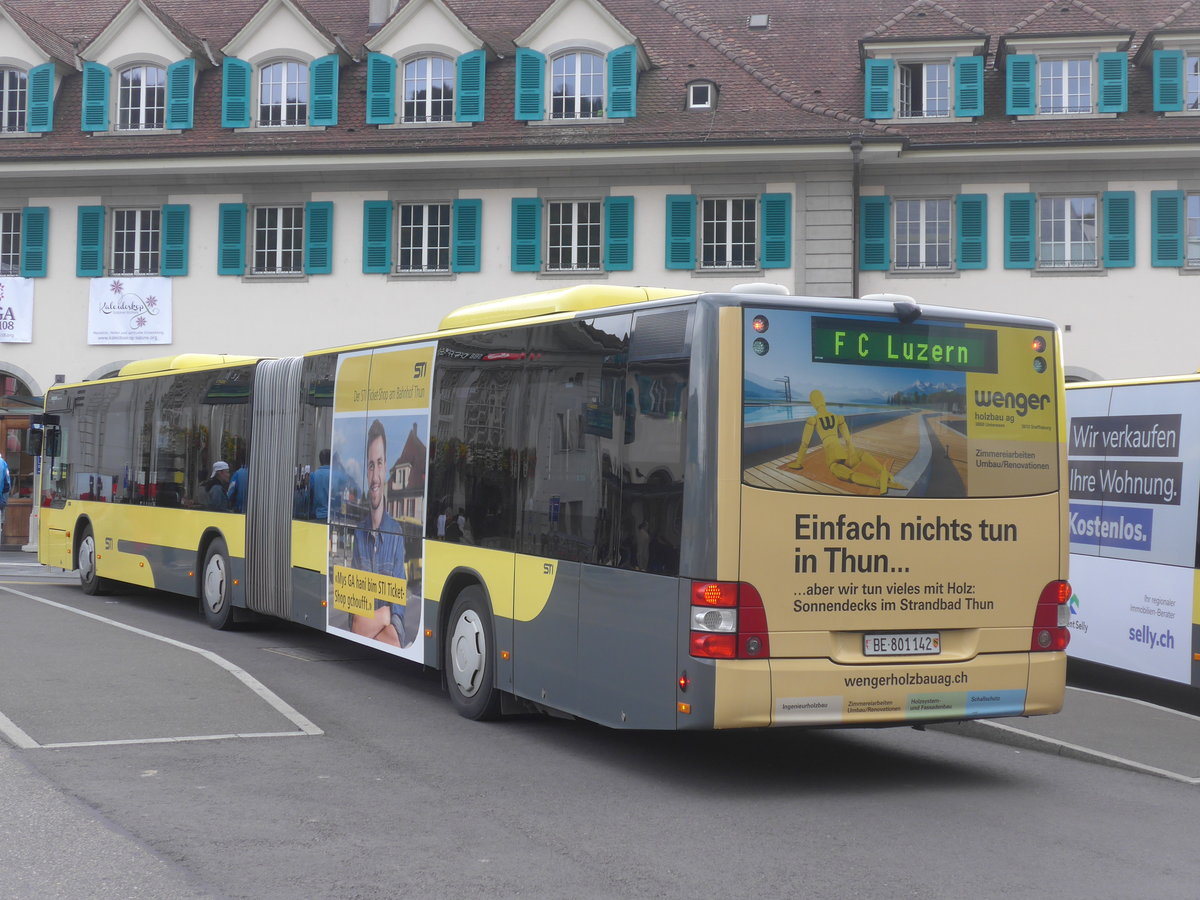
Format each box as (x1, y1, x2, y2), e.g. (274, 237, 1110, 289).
(326, 343, 434, 663)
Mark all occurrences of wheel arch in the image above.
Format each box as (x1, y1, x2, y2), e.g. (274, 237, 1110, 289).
(195, 527, 232, 600)
(435, 566, 491, 674)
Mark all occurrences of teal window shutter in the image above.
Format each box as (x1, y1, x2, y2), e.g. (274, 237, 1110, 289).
(304, 202, 334, 274)
(161, 204, 190, 277)
(664, 195, 696, 270)
(603, 195, 634, 271)
(511, 198, 541, 271)
(222, 58, 252, 128)
(1097, 52, 1128, 113)
(1006, 55, 1036, 115)
(607, 45, 636, 118)
(27, 63, 54, 133)
(81, 62, 110, 132)
(859, 195, 890, 270)
(864, 59, 893, 118)
(456, 51, 485, 123)
(515, 48, 545, 121)
(20, 207, 49, 278)
(1151, 190, 1184, 267)
(452, 199, 482, 272)
(366, 53, 396, 124)
(760, 193, 792, 269)
(166, 59, 195, 130)
(362, 200, 392, 273)
(217, 203, 247, 275)
(76, 206, 105, 277)
(1102, 192, 1135, 268)
(1003, 193, 1036, 269)
(1154, 50, 1185, 112)
(955, 194, 987, 270)
(309, 55, 339, 126)
(954, 56, 984, 117)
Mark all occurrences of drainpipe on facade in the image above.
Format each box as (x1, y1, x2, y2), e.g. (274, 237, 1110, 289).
(850, 138, 862, 299)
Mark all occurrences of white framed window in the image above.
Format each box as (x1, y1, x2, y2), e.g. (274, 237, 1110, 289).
(1188, 55, 1200, 111)
(551, 51, 604, 119)
(403, 55, 454, 123)
(899, 63, 950, 117)
(253, 205, 304, 274)
(259, 60, 308, 127)
(1187, 194, 1200, 267)
(688, 82, 713, 109)
(701, 198, 757, 269)
(1038, 196, 1098, 268)
(1038, 59, 1092, 114)
(398, 202, 451, 272)
(0, 68, 26, 133)
(547, 201, 601, 271)
(894, 199, 952, 269)
(0, 211, 19, 275)
(117, 64, 166, 130)
(111, 208, 161, 275)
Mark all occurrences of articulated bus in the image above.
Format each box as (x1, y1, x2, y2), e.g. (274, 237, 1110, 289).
(1066, 375, 1200, 690)
(35, 284, 1070, 728)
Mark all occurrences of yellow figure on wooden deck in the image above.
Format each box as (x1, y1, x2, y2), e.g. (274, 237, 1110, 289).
(787, 389, 906, 494)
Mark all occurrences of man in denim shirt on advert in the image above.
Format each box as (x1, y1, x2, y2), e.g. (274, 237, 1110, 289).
(350, 419, 419, 648)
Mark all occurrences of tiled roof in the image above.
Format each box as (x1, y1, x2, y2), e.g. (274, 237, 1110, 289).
(1, 0, 1198, 163)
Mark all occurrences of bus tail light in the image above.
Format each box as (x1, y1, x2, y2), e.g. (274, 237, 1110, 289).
(690, 581, 771, 660)
(1031, 580, 1071, 651)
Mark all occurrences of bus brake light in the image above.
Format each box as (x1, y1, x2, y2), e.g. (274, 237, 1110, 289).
(690, 581, 771, 659)
(1031, 580, 1071, 652)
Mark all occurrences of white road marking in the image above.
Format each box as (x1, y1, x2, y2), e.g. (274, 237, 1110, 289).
(0, 585, 323, 749)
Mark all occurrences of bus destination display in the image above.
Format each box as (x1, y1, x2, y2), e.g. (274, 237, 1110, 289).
(811, 316, 998, 373)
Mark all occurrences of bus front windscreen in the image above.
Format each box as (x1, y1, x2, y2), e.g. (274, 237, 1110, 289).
(741, 308, 1060, 498)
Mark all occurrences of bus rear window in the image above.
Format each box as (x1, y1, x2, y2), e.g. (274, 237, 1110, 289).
(741, 308, 1059, 498)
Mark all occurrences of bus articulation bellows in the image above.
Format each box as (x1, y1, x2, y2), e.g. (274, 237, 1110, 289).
(36, 284, 1070, 728)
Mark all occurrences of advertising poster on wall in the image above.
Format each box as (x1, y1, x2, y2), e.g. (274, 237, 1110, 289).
(326, 343, 434, 663)
(1066, 382, 1200, 684)
(87, 277, 172, 344)
(0, 278, 33, 342)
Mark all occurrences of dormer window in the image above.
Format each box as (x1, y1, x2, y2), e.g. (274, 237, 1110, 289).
(1150, 47, 1200, 113)
(898, 62, 949, 117)
(1003, 39, 1129, 117)
(688, 81, 713, 110)
(259, 60, 308, 127)
(117, 64, 166, 130)
(551, 51, 604, 119)
(0, 68, 27, 132)
(403, 55, 454, 122)
(1037, 58, 1092, 114)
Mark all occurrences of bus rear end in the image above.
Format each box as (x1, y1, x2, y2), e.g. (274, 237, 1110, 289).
(694, 296, 1068, 728)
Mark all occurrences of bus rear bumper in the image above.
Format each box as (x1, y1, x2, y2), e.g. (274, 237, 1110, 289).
(711, 652, 1067, 728)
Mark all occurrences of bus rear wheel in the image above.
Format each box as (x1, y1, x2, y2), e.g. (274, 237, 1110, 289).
(445, 586, 501, 720)
(78, 524, 109, 596)
(201, 538, 236, 630)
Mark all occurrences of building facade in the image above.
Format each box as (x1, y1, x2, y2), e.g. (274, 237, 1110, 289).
(0, 0, 1197, 408)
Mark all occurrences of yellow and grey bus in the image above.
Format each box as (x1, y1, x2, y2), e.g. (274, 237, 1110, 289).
(36, 284, 1070, 728)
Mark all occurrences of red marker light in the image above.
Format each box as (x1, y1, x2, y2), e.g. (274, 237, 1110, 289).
(752, 315, 769, 333)
(1031, 336, 1046, 352)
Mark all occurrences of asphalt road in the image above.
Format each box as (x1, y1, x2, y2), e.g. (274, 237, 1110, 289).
(2, 565, 1199, 899)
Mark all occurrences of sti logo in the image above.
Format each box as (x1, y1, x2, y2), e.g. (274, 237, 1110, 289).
(413, 361, 428, 379)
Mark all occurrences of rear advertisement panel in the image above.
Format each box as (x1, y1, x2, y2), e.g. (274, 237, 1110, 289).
(1066, 382, 1200, 685)
(740, 308, 1064, 724)
(326, 343, 434, 664)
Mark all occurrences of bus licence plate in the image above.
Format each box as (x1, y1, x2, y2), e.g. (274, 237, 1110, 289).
(863, 632, 940, 656)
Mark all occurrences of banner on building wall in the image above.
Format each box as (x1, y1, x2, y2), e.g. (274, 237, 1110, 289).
(0, 278, 34, 343)
(87, 277, 172, 345)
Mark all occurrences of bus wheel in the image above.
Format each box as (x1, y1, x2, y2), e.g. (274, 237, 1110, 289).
(445, 586, 501, 720)
(200, 538, 235, 630)
(78, 524, 109, 596)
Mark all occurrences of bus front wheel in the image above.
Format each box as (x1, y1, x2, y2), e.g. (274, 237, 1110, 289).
(78, 524, 109, 596)
(445, 586, 501, 720)
(200, 538, 235, 630)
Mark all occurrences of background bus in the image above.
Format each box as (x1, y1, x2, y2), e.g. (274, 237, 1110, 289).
(36, 284, 1070, 728)
(1066, 375, 1200, 689)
